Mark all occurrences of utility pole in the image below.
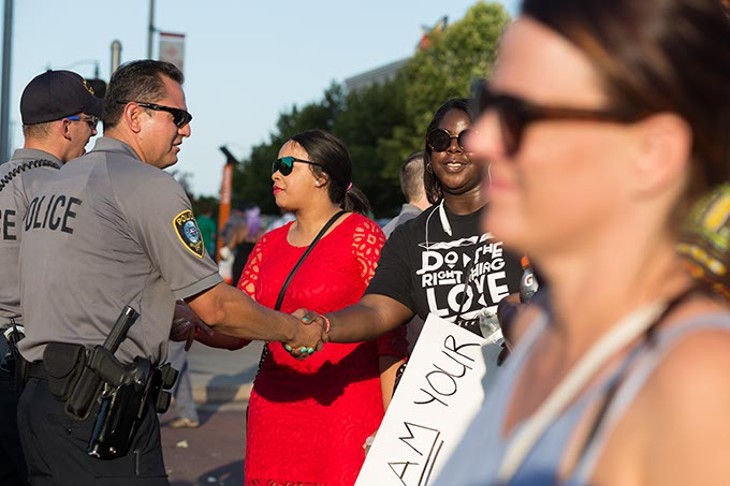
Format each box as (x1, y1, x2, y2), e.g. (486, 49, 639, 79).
(147, 0, 155, 59)
(0, 0, 14, 163)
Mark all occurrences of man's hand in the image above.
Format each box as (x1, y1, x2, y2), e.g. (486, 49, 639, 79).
(283, 309, 326, 359)
(170, 300, 214, 351)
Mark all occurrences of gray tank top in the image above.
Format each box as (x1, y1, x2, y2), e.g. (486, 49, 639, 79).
(435, 310, 730, 485)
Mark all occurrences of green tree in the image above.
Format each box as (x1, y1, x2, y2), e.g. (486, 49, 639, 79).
(231, 1, 510, 218)
(381, 2, 510, 179)
(332, 75, 408, 215)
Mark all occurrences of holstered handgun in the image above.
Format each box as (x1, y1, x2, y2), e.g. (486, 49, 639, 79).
(86, 356, 151, 459)
(62, 306, 179, 459)
(65, 306, 140, 421)
(86, 359, 178, 459)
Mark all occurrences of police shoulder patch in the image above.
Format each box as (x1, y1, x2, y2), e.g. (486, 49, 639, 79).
(173, 210, 204, 258)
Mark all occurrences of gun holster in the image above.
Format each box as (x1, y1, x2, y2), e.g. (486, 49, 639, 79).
(41, 339, 178, 459)
(83, 351, 178, 459)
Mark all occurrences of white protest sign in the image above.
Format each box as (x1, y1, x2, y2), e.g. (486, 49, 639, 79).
(356, 313, 501, 485)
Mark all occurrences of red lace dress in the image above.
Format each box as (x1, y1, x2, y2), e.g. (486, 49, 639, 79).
(237, 213, 407, 486)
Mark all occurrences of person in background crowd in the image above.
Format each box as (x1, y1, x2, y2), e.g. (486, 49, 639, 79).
(195, 199, 217, 259)
(436, 0, 730, 483)
(0, 68, 102, 486)
(231, 205, 263, 286)
(265, 209, 296, 231)
(165, 338, 200, 429)
(382, 150, 430, 238)
(217, 203, 247, 284)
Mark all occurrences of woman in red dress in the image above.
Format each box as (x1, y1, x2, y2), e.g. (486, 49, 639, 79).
(237, 129, 407, 485)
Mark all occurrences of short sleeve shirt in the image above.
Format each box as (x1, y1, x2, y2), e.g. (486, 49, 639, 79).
(0, 148, 61, 323)
(18, 138, 222, 363)
(366, 204, 522, 336)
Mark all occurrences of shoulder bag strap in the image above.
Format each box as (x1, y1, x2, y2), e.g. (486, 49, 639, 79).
(273, 210, 346, 311)
(257, 210, 346, 370)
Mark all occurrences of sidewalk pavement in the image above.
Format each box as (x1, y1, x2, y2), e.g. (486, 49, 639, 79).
(186, 340, 264, 408)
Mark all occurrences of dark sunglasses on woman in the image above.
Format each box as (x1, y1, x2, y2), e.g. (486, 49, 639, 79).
(470, 79, 642, 156)
(272, 156, 324, 176)
(426, 128, 473, 152)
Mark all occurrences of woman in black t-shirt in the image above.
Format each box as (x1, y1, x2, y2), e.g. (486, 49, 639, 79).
(296, 99, 522, 356)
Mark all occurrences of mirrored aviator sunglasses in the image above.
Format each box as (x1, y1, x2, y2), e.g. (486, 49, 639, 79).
(425, 128, 473, 152)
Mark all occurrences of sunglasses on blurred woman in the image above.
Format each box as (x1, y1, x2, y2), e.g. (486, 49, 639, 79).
(470, 79, 643, 156)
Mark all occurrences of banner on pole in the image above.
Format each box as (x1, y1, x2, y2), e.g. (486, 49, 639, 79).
(159, 31, 185, 73)
(356, 314, 501, 486)
(216, 163, 233, 270)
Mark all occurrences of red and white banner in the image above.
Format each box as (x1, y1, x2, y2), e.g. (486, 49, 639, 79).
(159, 32, 185, 73)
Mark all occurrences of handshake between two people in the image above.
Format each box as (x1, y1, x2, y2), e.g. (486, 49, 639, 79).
(170, 300, 331, 359)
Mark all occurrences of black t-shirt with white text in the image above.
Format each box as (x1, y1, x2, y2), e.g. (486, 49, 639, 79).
(367, 204, 522, 336)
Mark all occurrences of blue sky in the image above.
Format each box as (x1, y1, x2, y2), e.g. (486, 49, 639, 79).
(5, 0, 517, 197)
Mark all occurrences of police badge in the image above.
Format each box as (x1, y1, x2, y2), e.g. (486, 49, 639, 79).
(173, 210, 205, 257)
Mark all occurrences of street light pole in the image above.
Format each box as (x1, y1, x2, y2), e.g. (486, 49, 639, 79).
(147, 0, 155, 59)
(111, 40, 122, 76)
(0, 0, 14, 163)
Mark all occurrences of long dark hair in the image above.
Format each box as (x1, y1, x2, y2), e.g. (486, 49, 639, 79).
(423, 98, 476, 204)
(288, 129, 372, 215)
(522, 0, 730, 207)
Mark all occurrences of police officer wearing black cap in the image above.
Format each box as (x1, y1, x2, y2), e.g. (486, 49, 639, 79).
(0, 70, 102, 485)
(15, 60, 323, 485)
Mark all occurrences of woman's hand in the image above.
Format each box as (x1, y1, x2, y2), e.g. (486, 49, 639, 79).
(282, 309, 327, 359)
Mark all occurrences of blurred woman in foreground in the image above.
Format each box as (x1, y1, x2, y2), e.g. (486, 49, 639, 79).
(437, 0, 730, 484)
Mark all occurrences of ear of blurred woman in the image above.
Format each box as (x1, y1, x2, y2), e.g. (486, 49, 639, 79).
(632, 112, 693, 199)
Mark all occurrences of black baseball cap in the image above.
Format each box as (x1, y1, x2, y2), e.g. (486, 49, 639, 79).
(20, 70, 105, 125)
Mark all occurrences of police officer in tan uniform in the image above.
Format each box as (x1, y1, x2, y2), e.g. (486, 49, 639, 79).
(0, 70, 102, 485)
(16, 60, 321, 485)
